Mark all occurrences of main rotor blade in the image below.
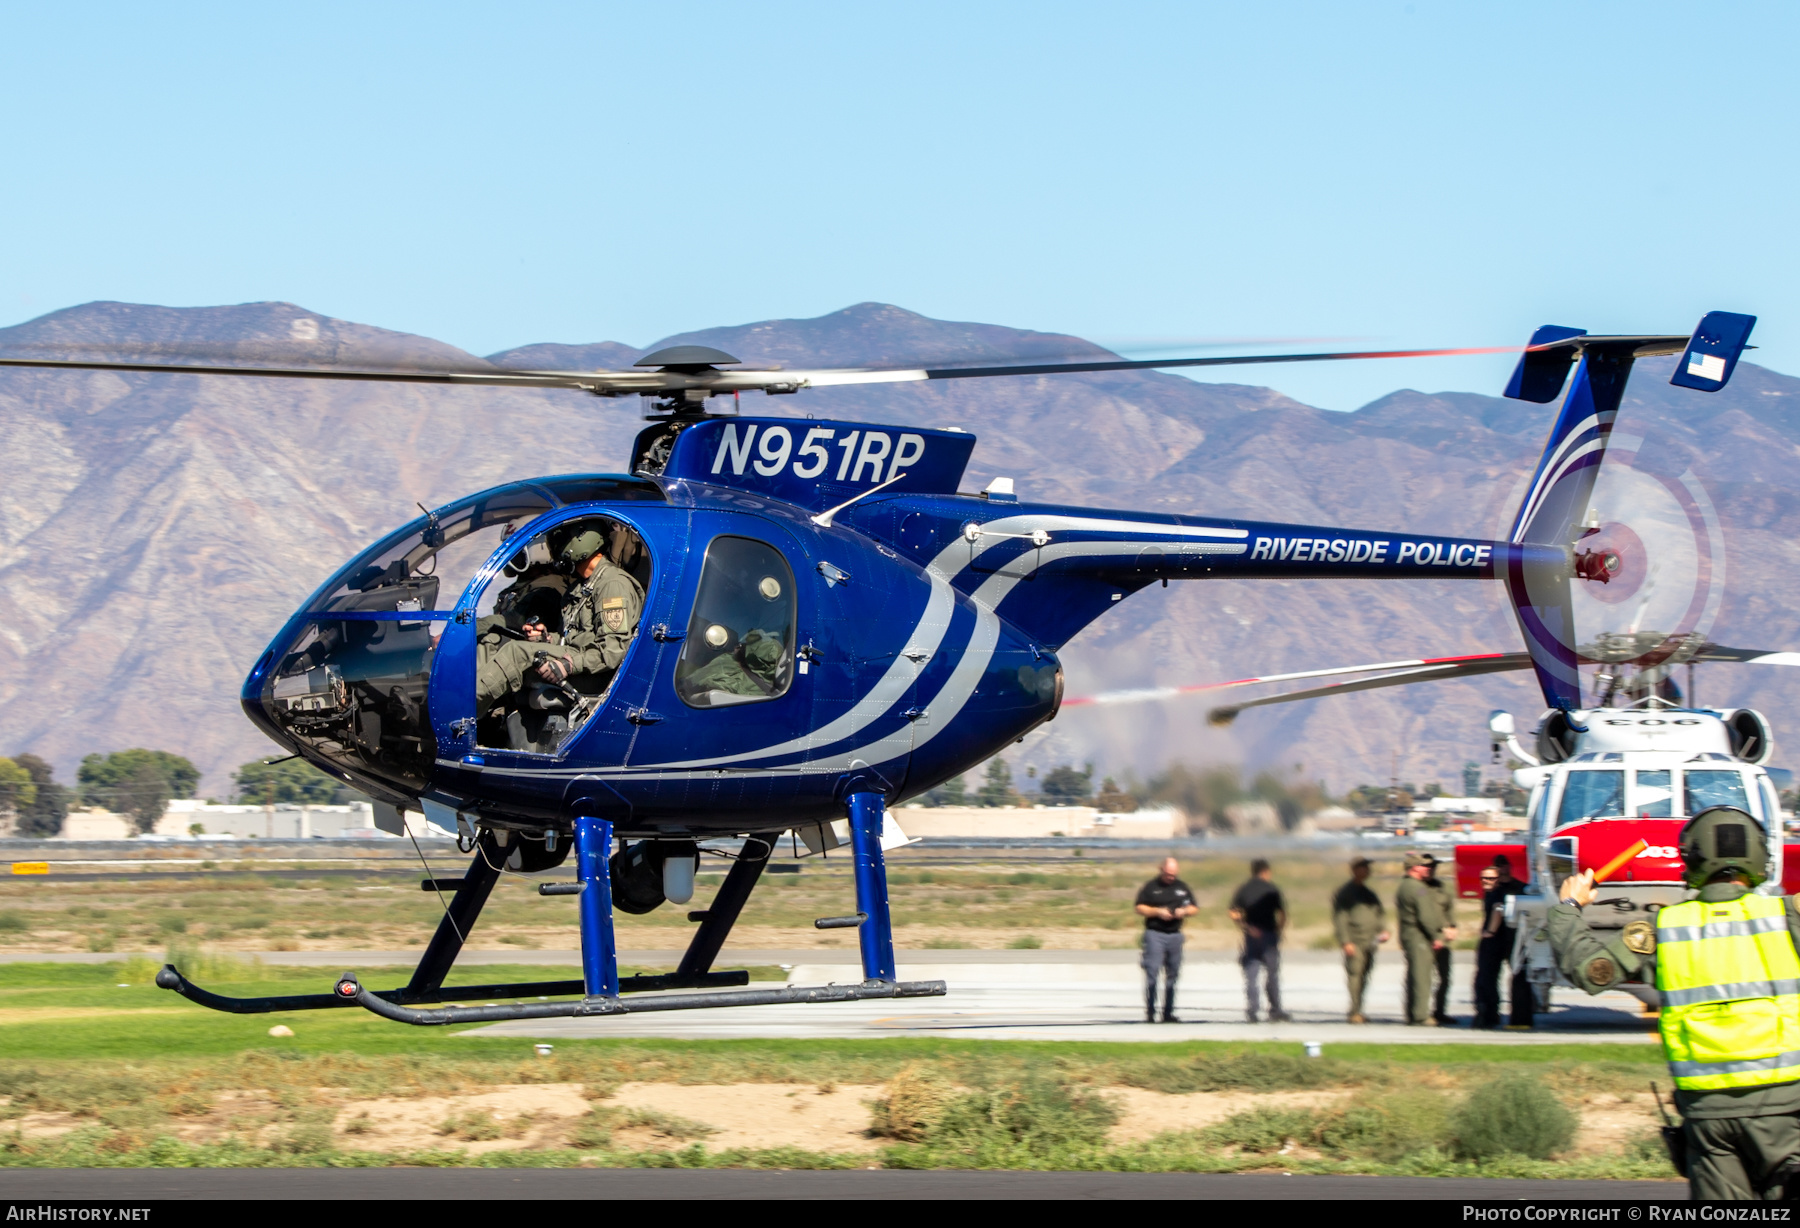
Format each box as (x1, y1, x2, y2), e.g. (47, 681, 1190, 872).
(1203, 654, 1533, 726)
(0, 355, 622, 392)
(0, 342, 1522, 398)
(906, 343, 1521, 383)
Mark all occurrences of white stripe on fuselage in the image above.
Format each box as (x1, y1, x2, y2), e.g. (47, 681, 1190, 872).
(628, 513, 1230, 772)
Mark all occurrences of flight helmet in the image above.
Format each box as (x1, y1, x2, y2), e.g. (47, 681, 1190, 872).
(1678, 806, 1769, 889)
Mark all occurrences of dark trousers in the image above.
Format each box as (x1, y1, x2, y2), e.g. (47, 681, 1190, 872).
(1242, 933, 1281, 1018)
(1432, 945, 1452, 1021)
(1141, 930, 1182, 1018)
(1510, 966, 1536, 1027)
(1687, 1113, 1800, 1200)
(1473, 936, 1509, 1028)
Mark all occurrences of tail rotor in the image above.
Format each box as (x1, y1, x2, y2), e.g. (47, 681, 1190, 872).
(1500, 312, 1755, 709)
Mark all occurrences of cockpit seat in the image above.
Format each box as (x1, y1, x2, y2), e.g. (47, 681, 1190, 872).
(678, 628, 790, 707)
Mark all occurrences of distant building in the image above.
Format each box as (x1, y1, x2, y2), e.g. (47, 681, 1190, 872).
(46, 800, 446, 841)
(894, 804, 1186, 840)
(1414, 796, 1504, 816)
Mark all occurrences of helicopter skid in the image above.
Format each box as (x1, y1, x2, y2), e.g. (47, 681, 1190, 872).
(150, 964, 752, 1015)
(334, 973, 947, 1027)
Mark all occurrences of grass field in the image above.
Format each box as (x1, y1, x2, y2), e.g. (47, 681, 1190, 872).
(0, 849, 1468, 954)
(0, 958, 1679, 1178)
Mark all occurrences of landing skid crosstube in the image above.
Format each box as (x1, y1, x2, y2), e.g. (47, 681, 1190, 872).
(155, 792, 946, 1024)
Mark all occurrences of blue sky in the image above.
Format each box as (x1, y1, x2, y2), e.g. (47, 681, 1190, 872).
(2, 1, 1794, 409)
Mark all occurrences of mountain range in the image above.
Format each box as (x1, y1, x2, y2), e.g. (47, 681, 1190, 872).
(2, 300, 1796, 800)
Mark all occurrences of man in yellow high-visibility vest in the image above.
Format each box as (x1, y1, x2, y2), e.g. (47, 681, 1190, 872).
(1552, 806, 1800, 1200)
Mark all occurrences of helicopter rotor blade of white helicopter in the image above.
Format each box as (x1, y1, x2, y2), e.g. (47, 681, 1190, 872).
(1202, 656, 1535, 726)
(1061, 652, 1531, 714)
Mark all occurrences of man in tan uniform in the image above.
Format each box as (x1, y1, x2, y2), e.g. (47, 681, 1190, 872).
(475, 600, 565, 709)
(1395, 853, 1445, 1026)
(1331, 856, 1389, 1023)
(538, 525, 645, 694)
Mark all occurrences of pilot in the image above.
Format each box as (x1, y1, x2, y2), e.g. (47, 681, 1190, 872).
(475, 588, 570, 709)
(540, 525, 644, 691)
(1552, 806, 1800, 1200)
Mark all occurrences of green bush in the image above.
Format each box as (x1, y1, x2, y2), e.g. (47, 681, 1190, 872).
(0, 911, 28, 933)
(1126, 1050, 1344, 1094)
(1200, 1090, 1450, 1162)
(1316, 1089, 1451, 1161)
(1452, 1074, 1575, 1161)
(1201, 1106, 1316, 1153)
(886, 1076, 1117, 1167)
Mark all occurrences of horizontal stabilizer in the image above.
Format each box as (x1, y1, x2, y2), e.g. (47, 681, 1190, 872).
(1503, 325, 1587, 403)
(1670, 311, 1757, 392)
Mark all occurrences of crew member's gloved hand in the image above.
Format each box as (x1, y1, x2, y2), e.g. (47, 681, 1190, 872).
(535, 654, 573, 684)
(1560, 869, 1597, 908)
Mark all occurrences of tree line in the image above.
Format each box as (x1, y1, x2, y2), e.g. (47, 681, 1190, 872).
(917, 756, 1495, 830)
(0, 750, 361, 837)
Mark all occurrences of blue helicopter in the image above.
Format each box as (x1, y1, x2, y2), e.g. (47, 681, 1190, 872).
(0, 312, 1756, 1025)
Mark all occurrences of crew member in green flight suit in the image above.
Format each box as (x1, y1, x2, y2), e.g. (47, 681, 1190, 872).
(1395, 853, 1445, 1026)
(1552, 807, 1800, 1200)
(1332, 856, 1389, 1023)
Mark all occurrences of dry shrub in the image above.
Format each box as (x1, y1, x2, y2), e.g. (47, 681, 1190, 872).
(436, 1109, 503, 1141)
(869, 1063, 958, 1142)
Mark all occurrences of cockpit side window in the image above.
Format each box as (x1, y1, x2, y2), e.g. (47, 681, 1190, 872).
(1556, 770, 1624, 825)
(674, 536, 796, 709)
(473, 516, 650, 753)
(1685, 769, 1751, 817)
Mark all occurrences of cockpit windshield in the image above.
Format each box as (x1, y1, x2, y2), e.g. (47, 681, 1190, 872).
(258, 486, 555, 792)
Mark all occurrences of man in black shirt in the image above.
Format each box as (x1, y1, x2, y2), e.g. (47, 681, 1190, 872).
(1229, 859, 1289, 1022)
(1134, 857, 1197, 1023)
(1473, 854, 1529, 1029)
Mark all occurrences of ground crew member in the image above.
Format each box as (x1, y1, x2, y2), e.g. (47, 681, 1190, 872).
(1229, 859, 1289, 1023)
(1425, 853, 1458, 1025)
(1332, 856, 1389, 1023)
(1395, 853, 1445, 1026)
(1134, 857, 1197, 1023)
(547, 524, 645, 692)
(1552, 806, 1800, 1200)
(1472, 855, 1527, 1029)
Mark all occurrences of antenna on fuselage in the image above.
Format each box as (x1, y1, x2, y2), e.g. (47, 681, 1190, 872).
(811, 471, 908, 529)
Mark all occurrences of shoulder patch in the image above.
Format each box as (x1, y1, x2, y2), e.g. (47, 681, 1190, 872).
(1622, 919, 1657, 955)
(602, 597, 626, 610)
(1584, 956, 1618, 988)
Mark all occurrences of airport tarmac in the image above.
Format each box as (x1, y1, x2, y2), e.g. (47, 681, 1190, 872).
(464, 948, 1660, 1045)
(1, 945, 1658, 1043)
